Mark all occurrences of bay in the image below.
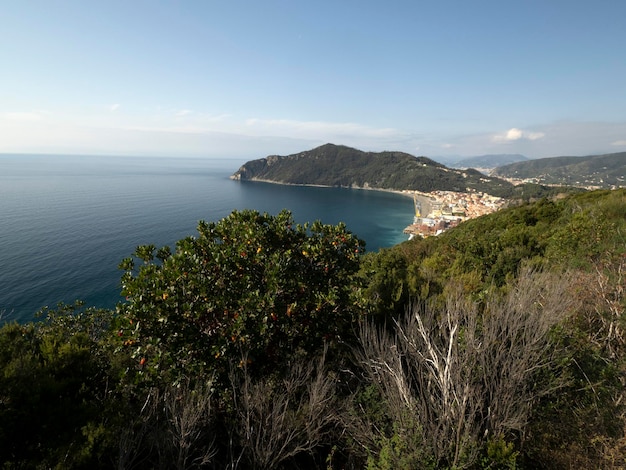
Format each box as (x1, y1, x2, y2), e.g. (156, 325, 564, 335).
(0, 154, 414, 323)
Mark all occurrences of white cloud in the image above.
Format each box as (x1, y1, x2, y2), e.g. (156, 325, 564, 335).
(492, 127, 545, 143)
(434, 121, 626, 159)
(243, 118, 400, 140)
(506, 128, 523, 141)
(3, 105, 624, 161)
(1, 111, 46, 121)
(526, 132, 545, 140)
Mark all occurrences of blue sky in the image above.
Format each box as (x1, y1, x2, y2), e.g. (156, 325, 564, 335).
(1, 0, 625, 160)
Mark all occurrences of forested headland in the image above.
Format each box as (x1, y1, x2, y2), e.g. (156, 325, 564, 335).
(1, 188, 625, 469)
(231, 143, 587, 202)
(231, 143, 515, 196)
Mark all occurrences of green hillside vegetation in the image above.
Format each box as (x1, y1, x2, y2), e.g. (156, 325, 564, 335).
(233, 143, 515, 196)
(493, 152, 626, 187)
(1, 189, 625, 469)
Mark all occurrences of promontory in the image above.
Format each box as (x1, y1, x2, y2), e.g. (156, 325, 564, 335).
(231, 143, 514, 196)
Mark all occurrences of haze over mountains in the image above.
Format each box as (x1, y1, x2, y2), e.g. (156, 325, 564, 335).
(443, 148, 625, 189)
(433, 154, 529, 169)
(433, 152, 625, 189)
(492, 152, 626, 188)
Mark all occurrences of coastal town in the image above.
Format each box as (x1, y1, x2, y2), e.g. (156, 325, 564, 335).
(402, 190, 506, 239)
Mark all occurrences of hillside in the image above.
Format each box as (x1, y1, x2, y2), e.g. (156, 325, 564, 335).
(232, 143, 514, 195)
(492, 152, 626, 188)
(2, 189, 625, 468)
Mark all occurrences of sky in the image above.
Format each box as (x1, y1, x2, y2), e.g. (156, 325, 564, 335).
(1, 0, 626, 161)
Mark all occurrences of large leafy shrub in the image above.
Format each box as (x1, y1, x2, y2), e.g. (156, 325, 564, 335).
(118, 209, 365, 382)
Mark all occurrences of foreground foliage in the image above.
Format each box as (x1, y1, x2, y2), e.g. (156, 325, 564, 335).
(118, 209, 365, 385)
(1, 190, 625, 468)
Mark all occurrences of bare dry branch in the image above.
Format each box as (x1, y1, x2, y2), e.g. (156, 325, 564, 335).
(228, 350, 337, 470)
(355, 268, 577, 468)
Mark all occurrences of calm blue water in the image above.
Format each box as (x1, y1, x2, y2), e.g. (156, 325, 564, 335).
(0, 154, 414, 323)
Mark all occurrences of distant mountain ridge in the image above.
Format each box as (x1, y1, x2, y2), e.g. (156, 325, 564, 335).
(232, 144, 514, 195)
(431, 154, 528, 169)
(453, 154, 529, 169)
(492, 152, 626, 188)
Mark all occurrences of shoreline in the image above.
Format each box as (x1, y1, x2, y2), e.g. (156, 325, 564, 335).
(232, 175, 426, 198)
(232, 177, 508, 239)
(233, 175, 435, 216)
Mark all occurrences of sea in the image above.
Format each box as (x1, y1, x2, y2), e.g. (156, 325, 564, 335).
(0, 154, 414, 324)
